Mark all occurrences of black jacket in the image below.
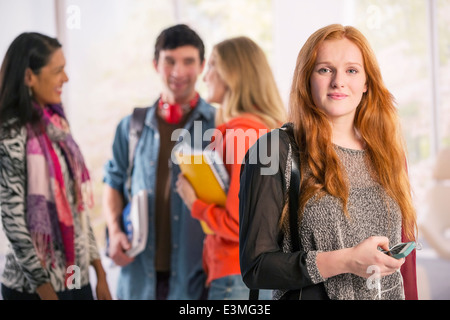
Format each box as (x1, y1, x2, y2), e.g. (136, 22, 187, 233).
(238, 124, 328, 300)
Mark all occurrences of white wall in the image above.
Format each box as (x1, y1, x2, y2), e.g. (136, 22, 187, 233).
(0, 0, 56, 60)
(273, 0, 355, 104)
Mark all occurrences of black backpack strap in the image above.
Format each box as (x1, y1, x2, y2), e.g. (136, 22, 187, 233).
(288, 151, 301, 252)
(282, 123, 303, 300)
(125, 107, 148, 201)
(249, 289, 259, 300)
(282, 124, 301, 252)
(281, 124, 302, 299)
(249, 124, 301, 300)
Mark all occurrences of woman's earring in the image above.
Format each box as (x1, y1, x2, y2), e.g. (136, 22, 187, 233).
(28, 86, 32, 97)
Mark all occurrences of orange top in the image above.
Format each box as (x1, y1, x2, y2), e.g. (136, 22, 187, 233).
(191, 114, 271, 285)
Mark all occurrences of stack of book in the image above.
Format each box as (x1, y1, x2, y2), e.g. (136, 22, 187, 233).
(174, 148, 230, 234)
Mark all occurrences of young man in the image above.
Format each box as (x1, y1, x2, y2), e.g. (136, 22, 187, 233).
(103, 24, 216, 300)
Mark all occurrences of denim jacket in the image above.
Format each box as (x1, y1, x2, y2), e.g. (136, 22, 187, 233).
(103, 98, 216, 300)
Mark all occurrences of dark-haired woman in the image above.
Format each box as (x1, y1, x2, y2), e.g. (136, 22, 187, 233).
(0, 32, 112, 300)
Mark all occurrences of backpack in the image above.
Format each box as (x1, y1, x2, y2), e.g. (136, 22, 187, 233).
(105, 107, 149, 256)
(124, 107, 149, 201)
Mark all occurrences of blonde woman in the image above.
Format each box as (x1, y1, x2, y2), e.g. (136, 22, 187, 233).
(176, 36, 286, 299)
(239, 24, 417, 300)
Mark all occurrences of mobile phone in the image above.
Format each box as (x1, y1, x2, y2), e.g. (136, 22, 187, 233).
(380, 241, 416, 259)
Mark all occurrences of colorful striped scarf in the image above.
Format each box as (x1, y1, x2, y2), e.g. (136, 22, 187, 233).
(26, 103, 92, 280)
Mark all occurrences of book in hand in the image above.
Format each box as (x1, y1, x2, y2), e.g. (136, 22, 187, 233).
(174, 148, 230, 235)
(122, 189, 148, 257)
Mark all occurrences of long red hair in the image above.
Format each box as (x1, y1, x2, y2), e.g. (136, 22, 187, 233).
(287, 24, 417, 240)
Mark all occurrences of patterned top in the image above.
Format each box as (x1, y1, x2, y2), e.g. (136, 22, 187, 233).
(0, 125, 100, 293)
(275, 144, 404, 300)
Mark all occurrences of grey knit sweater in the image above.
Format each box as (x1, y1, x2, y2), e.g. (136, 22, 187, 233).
(276, 145, 404, 300)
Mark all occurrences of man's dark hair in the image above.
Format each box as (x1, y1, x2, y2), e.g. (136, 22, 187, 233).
(154, 24, 205, 63)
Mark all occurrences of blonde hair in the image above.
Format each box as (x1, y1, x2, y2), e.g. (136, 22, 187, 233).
(212, 36, 286, 128)
(288, 24, 417, 240)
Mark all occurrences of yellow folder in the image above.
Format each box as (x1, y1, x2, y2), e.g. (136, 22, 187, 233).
(174, 148, 229, 235)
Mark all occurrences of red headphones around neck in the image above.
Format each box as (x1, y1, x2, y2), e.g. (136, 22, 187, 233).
(158, 93, 199, 125)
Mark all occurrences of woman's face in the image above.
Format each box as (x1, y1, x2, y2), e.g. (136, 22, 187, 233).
(203, 51, 228, 105)
(28, 48, 69, 106)
(310, 38, 367, 124)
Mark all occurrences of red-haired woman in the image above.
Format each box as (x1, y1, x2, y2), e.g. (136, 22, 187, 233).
(239, 24, 417, 300)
